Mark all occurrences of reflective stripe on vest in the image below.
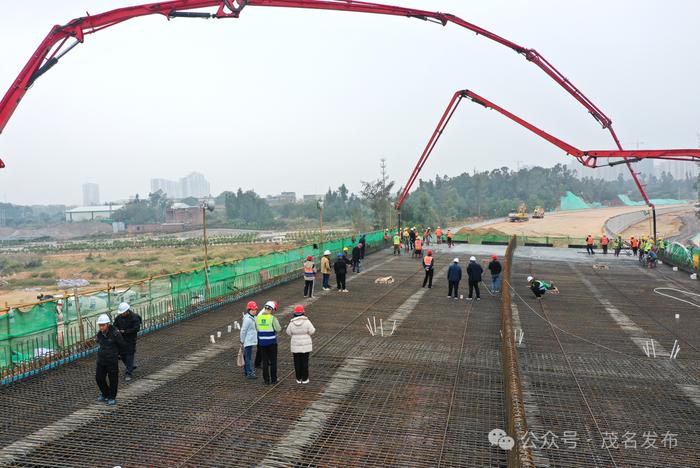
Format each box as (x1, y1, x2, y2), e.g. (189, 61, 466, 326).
(256, 313, 277, 344)
(424, 256, 433, 266)
(303, 263, 315, 279)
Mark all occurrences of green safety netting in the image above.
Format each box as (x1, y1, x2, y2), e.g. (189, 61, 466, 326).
(1, 230, 386, 376)
(617, 194, 688, 206)
(559, 191, 603, 211)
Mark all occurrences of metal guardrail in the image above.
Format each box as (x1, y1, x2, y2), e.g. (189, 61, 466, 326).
(501, 236, 535, 467)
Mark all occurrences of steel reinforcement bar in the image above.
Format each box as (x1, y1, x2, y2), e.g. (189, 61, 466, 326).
(501, 236, 535, 467)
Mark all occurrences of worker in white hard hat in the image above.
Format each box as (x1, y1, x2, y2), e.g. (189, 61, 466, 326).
(257, 300, 282, 385)
(321, 250, 332, 291)
(95, 313, 125, 406)
(527, 276, 558, 298)
(113, 302, 142, 382)
(466, 256, 483, 301)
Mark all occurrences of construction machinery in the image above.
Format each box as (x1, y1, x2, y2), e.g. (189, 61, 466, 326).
(508, 203, 529, 223)
(532, 206, 545, 218)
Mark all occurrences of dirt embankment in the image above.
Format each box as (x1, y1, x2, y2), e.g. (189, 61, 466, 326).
(478, 206, 689, 238)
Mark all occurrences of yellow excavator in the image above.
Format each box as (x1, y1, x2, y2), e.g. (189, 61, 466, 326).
(508, 203, 529, 222)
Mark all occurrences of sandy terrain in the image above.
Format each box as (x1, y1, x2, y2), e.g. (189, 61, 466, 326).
(483, 205, 689, 238)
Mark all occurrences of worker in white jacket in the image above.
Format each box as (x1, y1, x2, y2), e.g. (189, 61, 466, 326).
(286, 305, 316, 384)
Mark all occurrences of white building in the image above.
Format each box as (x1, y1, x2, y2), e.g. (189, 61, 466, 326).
(82, 183, 100, 205)
(150, 172, 210, 199)
(65, 205, 123, 222)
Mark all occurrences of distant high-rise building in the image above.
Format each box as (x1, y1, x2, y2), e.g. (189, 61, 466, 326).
(150, 172, 211, 199)
(82, 183, 100, 205)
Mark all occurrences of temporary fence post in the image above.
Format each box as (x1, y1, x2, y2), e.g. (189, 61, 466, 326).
(74, 288, 85, 343)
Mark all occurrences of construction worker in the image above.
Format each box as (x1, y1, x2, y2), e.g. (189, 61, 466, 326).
(95, 314, 125, 405)
(351, 243, 362, 273)
(466, 256, 483, 300)
(303, 255, 316, 298)
(257, 300, 281, 385)
(447, 229, 453, 248)
(383, 229, 390, 247)
(359, 234, 367, 259)
(342, 246, 351, 265)
(286, 305, 316, 384)
(334, 253, 349, 292)
(424, 227, 432, 246)
(402, 227, 410, 252)
(414, 236, 423, 259)
(612, 236, 623, 257)
(639, 236, 648, 259)
(113, 302, 142, 382)
(422, 249, 435, 288)
(528, 276, 558, 298)
(240, 301, 258, 379)
(659, 237, 667, 254)
(392, 231, 401, 255)
(585, 235, 595, 255)
(435, 226, 443, 245)
(447, 258, 461, 299)
(600, 234, 610, 255)
(630, 236, 639, 256)
(409, 228, 417, 251)
(320, 250, 332, 291)
(487, 255, 502, 293)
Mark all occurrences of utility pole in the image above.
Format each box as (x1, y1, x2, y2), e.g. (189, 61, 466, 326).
(380, 158, 389, 228)
(200, 200, 215, 294)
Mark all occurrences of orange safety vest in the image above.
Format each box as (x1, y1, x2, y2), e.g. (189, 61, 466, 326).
(631, 238, 639, 248)
(415, 239, 422, 250)
(447, 231, 452, 238)
(601, 236, 609, 246)
(586, 236, 593, 245)
(423, 256, 433, 268)
(435, 229, 443, 237)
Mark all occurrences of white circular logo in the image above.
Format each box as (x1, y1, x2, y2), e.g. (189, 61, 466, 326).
(488, 428, 507, 446)
(498, 436, 515, 451)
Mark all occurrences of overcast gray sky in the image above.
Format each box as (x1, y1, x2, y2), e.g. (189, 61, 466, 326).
(1, 1, 699, 205)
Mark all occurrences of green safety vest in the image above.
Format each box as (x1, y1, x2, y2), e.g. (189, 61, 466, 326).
(393, 235, 400, 245)
(256, 313, 276, 345)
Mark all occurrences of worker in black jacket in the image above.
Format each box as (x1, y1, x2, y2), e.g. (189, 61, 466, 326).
(351, 244, 362, 273)
(114, 302, 142, 381)
(95, 314, 125, 405)
(334, 253, 349, 292)
(466, 256, 483, 300)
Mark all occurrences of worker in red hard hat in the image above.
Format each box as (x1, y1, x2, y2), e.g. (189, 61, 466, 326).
(487, 255, 502, 294)
(422, 249, 435, 289)
(303, 255, 316, 298)
(240, 301, 259, 379)
(286, 305, 316, 384)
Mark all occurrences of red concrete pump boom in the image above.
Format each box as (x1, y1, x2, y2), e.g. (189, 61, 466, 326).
(396, 89, 700, 239)
(2, 0, 620, 166)
(0, 0, 683, 229)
